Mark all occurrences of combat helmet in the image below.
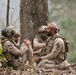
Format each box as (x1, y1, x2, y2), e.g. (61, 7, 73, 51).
(47, 23, 60, 32)
(38, 26, 47, 33)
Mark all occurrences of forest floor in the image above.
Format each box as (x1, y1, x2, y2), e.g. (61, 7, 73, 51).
(0, 64, 76, 75)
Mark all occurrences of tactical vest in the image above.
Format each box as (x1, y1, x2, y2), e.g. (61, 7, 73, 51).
(1, 38, 19, 64)
(41, 36, 69, 61)
(40, 37, 53, 56)
(33, 35, 45, 51)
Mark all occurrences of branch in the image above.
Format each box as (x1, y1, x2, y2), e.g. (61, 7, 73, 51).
(0, 2, 6, 14)
(6, 0, 10, 26)
(12, 17, 19, 25)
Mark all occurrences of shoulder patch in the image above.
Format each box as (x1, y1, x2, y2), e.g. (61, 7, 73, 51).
(56, 43, 60, 50)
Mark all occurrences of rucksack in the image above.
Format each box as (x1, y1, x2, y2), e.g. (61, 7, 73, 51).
(54, 36, 69, 61)
(54, 36, 69, 53)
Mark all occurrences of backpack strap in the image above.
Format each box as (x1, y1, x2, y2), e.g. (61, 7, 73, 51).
(9, 39, 20, 49)
(1, 38, 8, 48)
(54, 35, 63, 40)
(41, 36, 64, 55)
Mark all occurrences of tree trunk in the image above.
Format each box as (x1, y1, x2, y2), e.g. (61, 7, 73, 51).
(6, 0, 10, 27)
(20, 0, 48, 43)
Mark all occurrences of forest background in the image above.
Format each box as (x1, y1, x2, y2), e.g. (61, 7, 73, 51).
(0, 0, 76, 63)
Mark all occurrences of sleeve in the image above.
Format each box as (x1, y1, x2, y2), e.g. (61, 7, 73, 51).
(33, 37, 46, 49)
(28, 44, 33, 55)
(41, 38, 63, 60)
(27, 45, 35, 66)
(4, 41, 28, 56)
(33, 48, 42, 54)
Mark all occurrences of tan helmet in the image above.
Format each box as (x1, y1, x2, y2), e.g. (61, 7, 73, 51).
(38, 26, 47, 33)
(5, 26, 16, 37)
(14, 29, 20, 36)
(47, 23, 60, 32)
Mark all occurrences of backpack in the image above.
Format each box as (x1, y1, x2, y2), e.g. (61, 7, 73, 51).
(54, 36, 69, 61)
(54, 36, 69, 53)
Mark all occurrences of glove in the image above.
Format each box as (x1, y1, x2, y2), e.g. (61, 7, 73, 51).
(34, 57, 41, 63)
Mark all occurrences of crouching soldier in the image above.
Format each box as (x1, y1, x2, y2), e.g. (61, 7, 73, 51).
(1, 26, 36, 70)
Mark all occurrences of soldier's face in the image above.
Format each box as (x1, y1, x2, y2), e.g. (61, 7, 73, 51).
(47, 31, 52, 37)
(39, 33, 48, 41)
(13, 35, 20, 43)
(46, 27, 52, 37)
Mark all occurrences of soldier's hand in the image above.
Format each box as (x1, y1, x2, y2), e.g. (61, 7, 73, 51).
(33, 52, 37, 55)
(34, 57, 41, 63)
(23, 39, 31, 46)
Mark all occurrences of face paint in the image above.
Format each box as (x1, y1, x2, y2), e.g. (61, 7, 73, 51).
(39, 33, 48, 41)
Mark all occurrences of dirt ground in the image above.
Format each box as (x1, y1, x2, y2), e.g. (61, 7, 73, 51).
(0, 64, 76, 75)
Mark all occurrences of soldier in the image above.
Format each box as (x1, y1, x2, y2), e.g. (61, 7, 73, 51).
(33, 26, 48, 57)
(34, 23, 69, 69)
(1, 26, 36, 69)
(13, 29, 20, 44)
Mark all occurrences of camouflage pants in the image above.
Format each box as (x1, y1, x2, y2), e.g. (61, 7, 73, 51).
(13, 57, 36, 70)
(58, 60, 70, 67)
(37, 60, 70, 69)
(18, 62, 36, 70)
(37, 59, 56, 69)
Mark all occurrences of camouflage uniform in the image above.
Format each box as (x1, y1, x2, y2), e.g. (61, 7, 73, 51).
(34, 23, 69, 69)
(33, 26, 47, 55)
(33, 35, 46, 55)
(38, 33, 66, 68)
(1, 26, 36, 69)
(3, 39, 35, 68)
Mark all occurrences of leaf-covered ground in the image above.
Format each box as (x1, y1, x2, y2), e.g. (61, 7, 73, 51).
(0, 64, 76, 75)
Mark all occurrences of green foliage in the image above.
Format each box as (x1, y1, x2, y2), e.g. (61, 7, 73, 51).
(0, 44, 2, 54)
(60, 18, 76, 29)
(67, 50, 76, 63)
(60, 18, 76, 63)
(0, 54, 7, 63)
(0, 43, 7, 63)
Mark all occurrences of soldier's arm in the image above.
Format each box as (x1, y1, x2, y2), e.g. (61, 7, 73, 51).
(33, 37, 46, 49)
(28, 44, 33, 53)
(41, 38, 63, 60)
(26, 44, 36, 66)
(33, 48, 42, 54)
(4, 41, 28, 56)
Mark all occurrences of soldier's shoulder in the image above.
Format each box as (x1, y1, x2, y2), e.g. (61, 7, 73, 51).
(55, 37, 64, 43)
(4, 40, 13, 46)
(21, 43, 28, 51)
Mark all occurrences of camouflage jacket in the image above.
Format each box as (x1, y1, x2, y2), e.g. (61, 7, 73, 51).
(41, 33, 65, 64)
(1, 37, 34, 67)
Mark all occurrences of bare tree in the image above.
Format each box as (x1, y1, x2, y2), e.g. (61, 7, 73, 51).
(20, 0, 48, 43)
(6, 0, 10, 27)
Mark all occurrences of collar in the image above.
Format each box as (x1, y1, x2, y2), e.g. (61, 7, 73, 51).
(52, 33, 60, 40)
